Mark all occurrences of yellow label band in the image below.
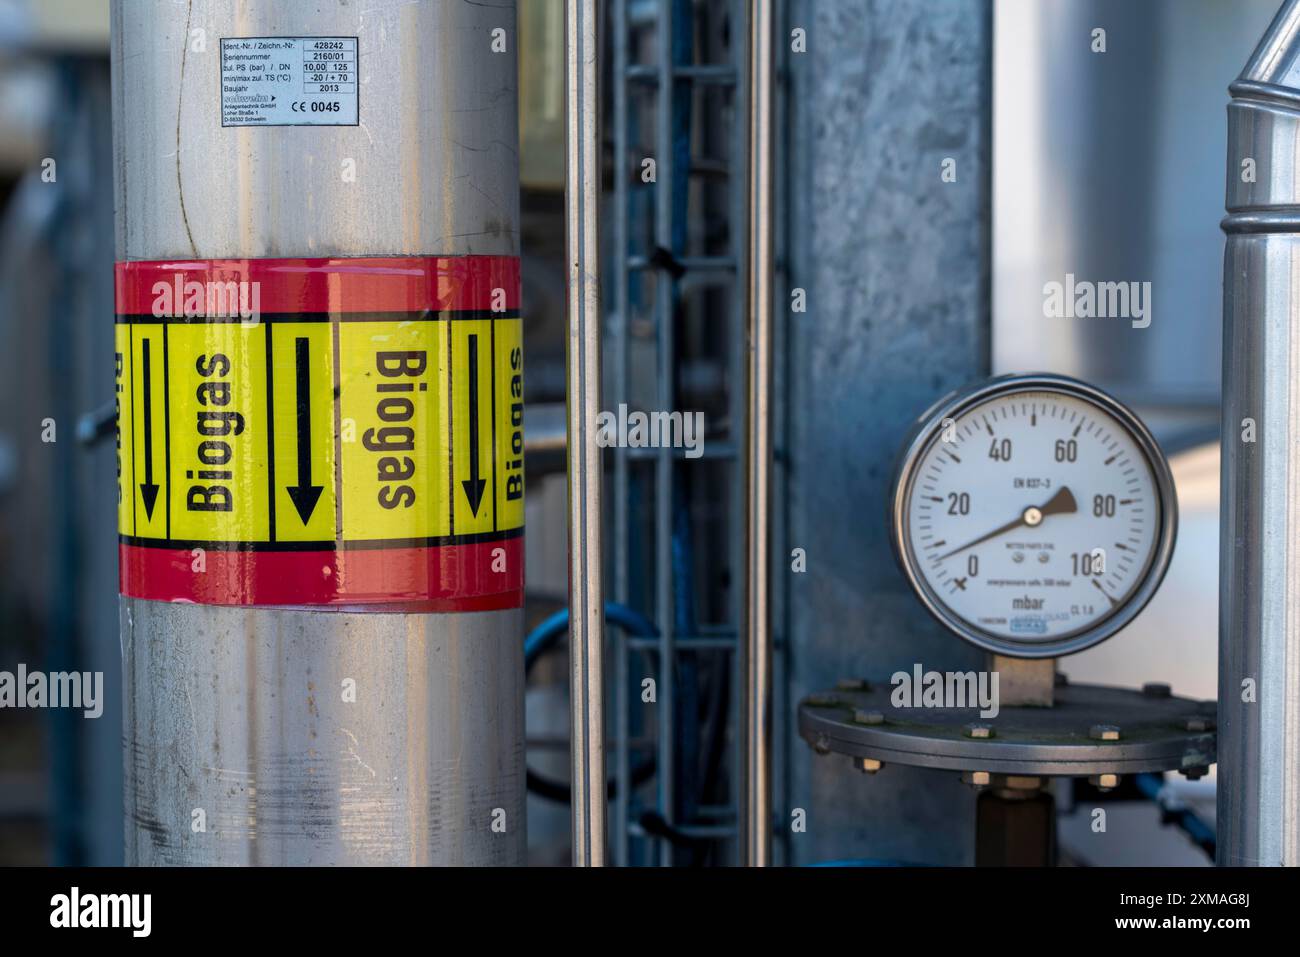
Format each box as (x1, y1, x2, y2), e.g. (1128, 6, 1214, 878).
(117, 312, 525, 547)
(115, 255, 525, 609)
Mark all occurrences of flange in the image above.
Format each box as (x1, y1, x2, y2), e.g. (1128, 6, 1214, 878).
(799, 681, 1215, 777)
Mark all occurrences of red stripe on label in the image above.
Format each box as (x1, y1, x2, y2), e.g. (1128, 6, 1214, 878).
(119, 537, 523, 611)
(114, 255, 519, 314)
(115, 254, 525, 610)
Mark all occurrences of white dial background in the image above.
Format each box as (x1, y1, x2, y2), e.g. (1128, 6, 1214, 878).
(903, 389, 1161, 645)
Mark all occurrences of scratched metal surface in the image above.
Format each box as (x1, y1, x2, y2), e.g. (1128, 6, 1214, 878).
(122, 602, 525, 865)
(783, 0, 991, 865)
(110, 0, 520, 261)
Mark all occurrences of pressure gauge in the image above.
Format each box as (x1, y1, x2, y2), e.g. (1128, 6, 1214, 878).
(890, 374, 1177, 658)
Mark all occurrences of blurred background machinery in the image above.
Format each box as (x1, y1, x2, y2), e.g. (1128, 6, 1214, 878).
(0, 0, 1277, 866)
(0, 0, 115, 865)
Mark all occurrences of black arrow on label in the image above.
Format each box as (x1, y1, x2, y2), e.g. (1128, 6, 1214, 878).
(461, 334, 487, 516)
(286, 337, 324, 524)
(138, 338, 160, 520)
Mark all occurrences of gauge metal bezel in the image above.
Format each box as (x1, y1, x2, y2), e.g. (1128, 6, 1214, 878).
(888, 373, 1178, 658)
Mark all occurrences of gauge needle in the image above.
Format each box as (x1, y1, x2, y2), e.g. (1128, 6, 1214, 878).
(1091, 579, 1118, 607)
(936, 486, 1078, 561)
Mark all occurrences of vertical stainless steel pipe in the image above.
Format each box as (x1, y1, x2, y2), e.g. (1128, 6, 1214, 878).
(112, 0, 524, 865)
(612, 0, 633, 871)
(565, 0, 608, 866)
(742, 0, 775, 868)
(1220, 0, 1300, 867)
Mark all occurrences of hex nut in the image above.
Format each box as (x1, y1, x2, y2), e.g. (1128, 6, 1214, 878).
(855, 757, 884, 774)
(1184, 716, 1215, 733)
(1142, 682, 1172, 698)
(963, 723, 994, 739)
(836, 678, 869, 692)
(853, 709, 885, 726)
(962, 770, 992, 789)
(806, 692, 840, 708)
(1089, 724, 1121, 741)
(1089, 773, 1120, 791)
(1003, 775, 1043, 791)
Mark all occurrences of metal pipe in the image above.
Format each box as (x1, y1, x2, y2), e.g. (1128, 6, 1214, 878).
(728, 0, 753, 866)
(112, 0, 524, 865)
(565, 0, 608, 867)
(742, 0, 775, 868)
(1220, 0, 1300, 867)
(654, 0, 678, 868)
(612, 0, 632, 869)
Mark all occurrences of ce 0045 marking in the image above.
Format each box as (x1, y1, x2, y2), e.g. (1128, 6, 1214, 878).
(220, 37, 359, 127)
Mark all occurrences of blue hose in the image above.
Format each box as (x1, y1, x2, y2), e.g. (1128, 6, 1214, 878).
(1134, 773, 1216, 858)
(807, 858, 919, 867)
(523, 603, 659, 804)
(524, 603, 658, 674)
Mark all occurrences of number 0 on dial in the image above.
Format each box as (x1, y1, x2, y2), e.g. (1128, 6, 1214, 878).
(890, 374, 1177, 658)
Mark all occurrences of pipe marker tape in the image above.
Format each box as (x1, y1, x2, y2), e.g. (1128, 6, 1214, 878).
(114, 256, 524, 610)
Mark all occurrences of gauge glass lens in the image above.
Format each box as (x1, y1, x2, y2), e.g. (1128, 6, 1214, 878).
(903, 389, 1160, 645)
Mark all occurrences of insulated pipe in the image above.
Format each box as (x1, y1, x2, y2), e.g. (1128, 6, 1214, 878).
(111, 0, 524, 865)
(1220, 0, 1300, 867)
(565, 0, 607, 866)
(742, 0, 775, 868)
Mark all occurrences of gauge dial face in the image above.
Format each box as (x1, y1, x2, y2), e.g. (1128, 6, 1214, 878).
(893, 377, 1176, 657)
